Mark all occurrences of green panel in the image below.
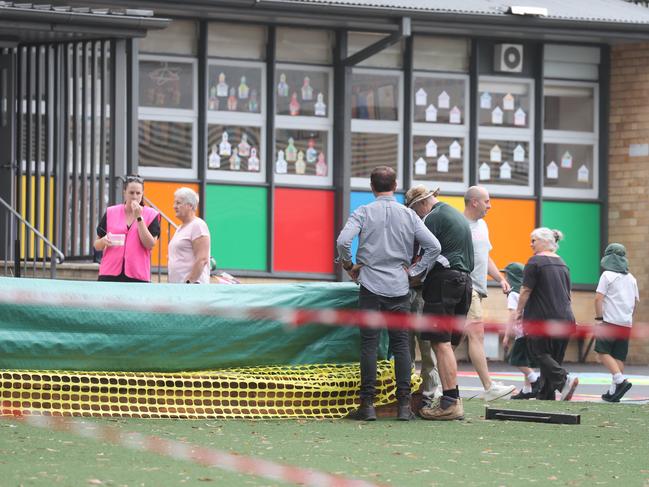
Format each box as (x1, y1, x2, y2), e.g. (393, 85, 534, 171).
(205, 184, 267, 271)
(542, 201, 600, 285)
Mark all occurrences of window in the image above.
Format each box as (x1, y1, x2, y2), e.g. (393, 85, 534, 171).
(477, 77, 534, 196)
(138, 55, 197, 179)
(208, 22, 267, 60)
(276, 28, 333, 65)
(411, 73, 469, 192)
(206, 59, 266, 183)
(413, 36, 470, 72)
(274, 64, 333, 186)
(347, 32, 403, 69)
(351, 68, 403, 189)
(140, 20, 198, 56)
(543, 82, 598, 198)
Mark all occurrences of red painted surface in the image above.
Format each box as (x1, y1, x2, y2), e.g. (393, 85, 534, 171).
(273, 188, 335, 274)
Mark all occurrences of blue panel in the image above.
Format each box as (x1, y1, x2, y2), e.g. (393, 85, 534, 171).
(348, 191, 405, 261)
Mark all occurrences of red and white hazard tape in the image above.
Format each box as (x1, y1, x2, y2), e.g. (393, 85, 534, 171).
(1, 289, 646, 340)
(1, 402, 384, 487)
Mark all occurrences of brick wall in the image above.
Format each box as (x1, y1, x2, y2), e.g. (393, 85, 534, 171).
(607, 43, 649, 364)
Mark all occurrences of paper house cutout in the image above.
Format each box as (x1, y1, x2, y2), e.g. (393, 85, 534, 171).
(295, 151, 306, 174)
(208, 145, 221, 169)
(316, 152, 328, 176)
(491, 106, 503, 125)
(503, 93, 515, 111)
(480, 92, 492, 109)
(578, 164, 589, 182)
(285, 138, 297, 162)
(415, 88, 427, 106)
(449, 106, 461, 124)
(425, 104, 438, 122)
(276, 150, 287, 174)
(449, 140, 462, 159)
(248, 148, 260, 172)
(514, 108, 526, 126)
(547, 161, 558, 179)
(314, 92, 326, 116)
(513, 144, 525, 162)
(479, 162, 491, 180)
(438, 90, 450, 109)
(561, 151, 573, 168)
(500, 161, 512, 180)
(490, 144, 502, 163)
(437, 154, 449, 173)
(426, 139, 438, 158)
(415, 157, 427, 176)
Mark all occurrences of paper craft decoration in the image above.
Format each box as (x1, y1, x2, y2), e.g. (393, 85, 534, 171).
(503, 93, 515, 111)
(306, 139, 318, 163)
(227, 88, 237, 111)
(449, 106, 461, 124)
(415, 157, 427, 176)
(546, 161, 558, 179)
(238, 76, 249, 99)
(438, 91, 450, 109)
(480, 92, 492, 109)
(285, 137, 297, 162)
(500, 161, 512, 180)
(276, 150, 288, 174)
(437, 154, 449, 173)
(490, 144, 502, 163)
(316, 152, 328, 176)
(314, 93, 326, 117)
(238, 133, 251, 157)
(449, 140, 462, 159)
(208, 86, 218, 110)
(492, 106, 503, 125)
(301, 76, 313, 101)
(208, 144, 221, 169)
(219, 131, 232, 157)
(513, 144, 525, 162)
(248, 89, 259, 112)
(415, 88, 427, 106)
(289, 93, 300, 116)
(561, 151, 573, 169)
(248, 147, 260, 172)
(479, 162, 491, 180)
(216, 72, 228, 97)
(514, 108, 526, 126)
(277, 73, 289, 97)
(426, 139, 437, 158)
(229, 148, 241, 171)
(425, 104, 438, 122)
(577, 164, 589, 182)
(295, 151, 306, 175)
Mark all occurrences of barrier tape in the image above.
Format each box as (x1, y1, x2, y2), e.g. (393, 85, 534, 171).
(0, 289, 646, 340)
(1, 402, 385, 487)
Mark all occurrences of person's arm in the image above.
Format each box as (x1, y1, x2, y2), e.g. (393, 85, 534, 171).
(409, 217, 441, 283)
(132, 202, 157, 250)
(336, 210, 363, 278)
(515, 286, 532, 322)
(503, 309, 517, 350)
(488, 257, 511, 294)
(594, 292, 605, 320)
(184, 235, 210, 283)
(93, 212, 111, 251)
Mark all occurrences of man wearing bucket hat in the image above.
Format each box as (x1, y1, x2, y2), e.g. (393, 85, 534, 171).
(594, 243, 639, 402)
(405, 184, 473, 420)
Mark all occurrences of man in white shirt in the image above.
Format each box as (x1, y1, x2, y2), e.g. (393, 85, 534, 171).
(463, 186, 516, 401)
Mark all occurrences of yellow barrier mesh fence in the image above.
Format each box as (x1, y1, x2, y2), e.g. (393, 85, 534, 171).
(1, 361, 421, 419)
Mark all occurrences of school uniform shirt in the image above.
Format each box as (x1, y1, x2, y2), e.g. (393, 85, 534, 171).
(507, 291, 523, 339)
(596, 271, 639, 327)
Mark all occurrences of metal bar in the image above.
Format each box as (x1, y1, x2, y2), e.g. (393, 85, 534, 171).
(44, 45, 52, 273)
(402, 34, 413, 191)
(81, 41, 88, 256)
(61, 44, 70, 255)
(534, 43, 544, 227)
(126, 38, 139, 176)
(342, 18, 411, 67)
(89, 41, 97, 256)
(111, 39, 127, 204)
(71, 42, 79, 255)
(197, 20, 207, 217)
(99, 41, 107, 216)
(468, 38, 478, 186)
(34, 46, 42, 275)
(599, 45, 610, 267)
(25, 47, 33, 269)
(265, 26, 276, 273)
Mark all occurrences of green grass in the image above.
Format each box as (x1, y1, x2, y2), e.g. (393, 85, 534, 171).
(1, 401, 648, 486)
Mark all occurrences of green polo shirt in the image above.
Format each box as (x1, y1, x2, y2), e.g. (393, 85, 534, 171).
(423, 201, 474, 274)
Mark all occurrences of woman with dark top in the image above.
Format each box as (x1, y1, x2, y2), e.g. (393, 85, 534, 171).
(93, 175, 160, 283)
(515, 227, 579, 401)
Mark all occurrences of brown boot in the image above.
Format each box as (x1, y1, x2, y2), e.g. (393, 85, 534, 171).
(347, 398, 376, 421)
(419, 396, 464, 421)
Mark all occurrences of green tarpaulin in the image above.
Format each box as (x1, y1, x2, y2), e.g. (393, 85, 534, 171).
(0, 277, 388, 372)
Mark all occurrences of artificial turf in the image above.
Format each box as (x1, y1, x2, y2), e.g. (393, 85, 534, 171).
(1, 400, 648, 486)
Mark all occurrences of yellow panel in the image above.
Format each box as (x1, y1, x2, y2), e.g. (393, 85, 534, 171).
(20, 176, 55, 259)
(438, 195, 465, 212)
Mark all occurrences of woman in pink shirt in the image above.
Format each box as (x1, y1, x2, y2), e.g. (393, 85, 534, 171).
(168, 187, 211, 284)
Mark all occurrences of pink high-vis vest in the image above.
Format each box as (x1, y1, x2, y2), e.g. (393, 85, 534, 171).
(99, 204, 160, 282)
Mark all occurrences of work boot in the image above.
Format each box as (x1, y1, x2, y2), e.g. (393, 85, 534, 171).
(419, 396, 464, 421)
(347, 398, 376, 421)
(397, 397, 415, 421)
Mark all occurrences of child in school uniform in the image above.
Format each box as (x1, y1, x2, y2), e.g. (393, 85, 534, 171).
(594, 243, 639, 402)
(502, 262, 540, 399)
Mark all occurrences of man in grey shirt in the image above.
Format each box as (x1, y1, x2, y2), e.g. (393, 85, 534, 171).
(337, 166, 441, 421)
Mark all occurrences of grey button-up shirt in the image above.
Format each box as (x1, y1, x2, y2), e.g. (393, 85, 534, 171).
(336, 195, 441, 298)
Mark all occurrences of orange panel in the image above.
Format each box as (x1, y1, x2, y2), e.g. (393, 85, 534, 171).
(143, 181, 200, 267)
(484, 198, 536, 272)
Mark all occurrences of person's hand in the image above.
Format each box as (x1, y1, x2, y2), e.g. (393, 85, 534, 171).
(407, 267, 425, 288)
(102, 234, 114, 248)
(131, 200, 142, 218)
(502, 333, 510, 351)
(500, 279, 511, 294)
(347, 264, 362, 282)
(514, 310, 523, 323)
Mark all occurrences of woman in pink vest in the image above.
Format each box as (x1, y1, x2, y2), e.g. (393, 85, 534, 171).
(93, 175, 161, 282)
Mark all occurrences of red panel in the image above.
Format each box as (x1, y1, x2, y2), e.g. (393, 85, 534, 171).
(273, 188, 335, 274)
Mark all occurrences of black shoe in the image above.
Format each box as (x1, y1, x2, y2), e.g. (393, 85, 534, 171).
(601, 390, 615, 402)
(347, 399, 376, 421)
(610, 380, 632, 402)
(511, 390, 535, 400)
(531, 378, 541, 396)
(397, 400, 415, 421)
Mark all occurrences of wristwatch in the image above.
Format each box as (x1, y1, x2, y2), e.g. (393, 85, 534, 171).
(136, 216, 143, 222)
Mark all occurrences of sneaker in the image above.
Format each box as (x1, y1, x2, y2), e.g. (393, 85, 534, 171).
(560, 375, 579, 401)
(397, 400, 415, 421)
(419, 396, 464, 421)
(482, 382, 517, 401)
(511, 390, 535, 400)
(531, 378, 541, 396)
(609, 380, 632, 402)
(601, 390, 614, 402)
(347, 399, 376, 421)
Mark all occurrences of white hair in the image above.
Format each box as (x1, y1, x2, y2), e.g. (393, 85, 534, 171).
(174, 187, 199, 210)
(531, 227, 564, 251)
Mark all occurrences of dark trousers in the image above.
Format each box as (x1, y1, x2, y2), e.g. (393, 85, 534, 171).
(358, 286, 411, 401)
(527, 336, 569, 400)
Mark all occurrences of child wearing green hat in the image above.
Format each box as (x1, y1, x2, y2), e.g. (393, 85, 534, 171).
(502, 262, 540, 399)
(594, 243, 639, 402)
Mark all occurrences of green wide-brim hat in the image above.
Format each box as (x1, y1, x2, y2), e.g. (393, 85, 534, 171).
(601, 243, 628, 274)
(502, 262, 524, 294)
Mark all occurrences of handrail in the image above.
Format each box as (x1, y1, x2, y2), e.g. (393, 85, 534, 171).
(0, 195, 65, 264)
(143, 195, 177, 230)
